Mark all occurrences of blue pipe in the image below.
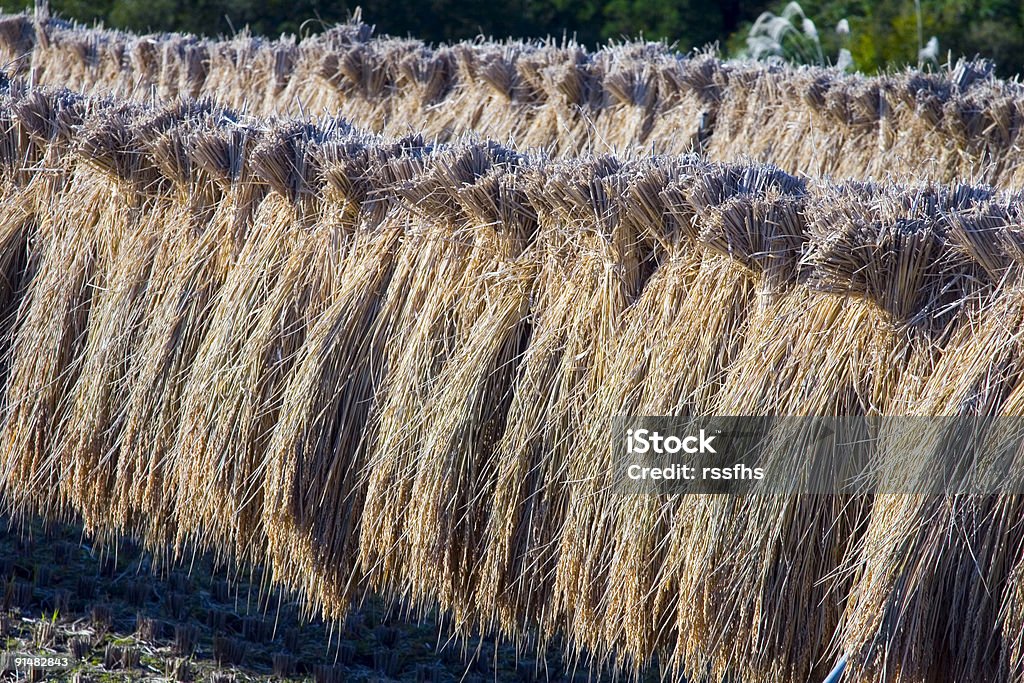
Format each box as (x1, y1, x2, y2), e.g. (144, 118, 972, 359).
(822, 655, 848, 683)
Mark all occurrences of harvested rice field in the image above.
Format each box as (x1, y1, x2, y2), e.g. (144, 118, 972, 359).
(0, 516, 615, 682)
(1, 7, 1024, 683)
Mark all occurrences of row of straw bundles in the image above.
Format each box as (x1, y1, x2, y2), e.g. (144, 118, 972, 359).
(4, 13, 1024, 189)
(706, 59, 1024, 189)
(0, 13, 717, 156)
(1, 83, 1024, 681)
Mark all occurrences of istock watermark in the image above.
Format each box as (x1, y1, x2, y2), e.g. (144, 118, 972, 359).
(623, 426, 764, 486)
(625, 427, 718, 454)
(613, 417, 770, 494)
(611, 416, 1024, 495)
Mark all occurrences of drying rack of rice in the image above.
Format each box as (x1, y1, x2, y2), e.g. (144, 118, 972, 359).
(1, 78, 1024, 682)
(1, 12, 1024, 187)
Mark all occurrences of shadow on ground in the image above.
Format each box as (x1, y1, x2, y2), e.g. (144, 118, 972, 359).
(0, 516, 638, 682)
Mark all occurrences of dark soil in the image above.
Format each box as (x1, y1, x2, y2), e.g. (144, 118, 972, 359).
(0, 516, 639, 682)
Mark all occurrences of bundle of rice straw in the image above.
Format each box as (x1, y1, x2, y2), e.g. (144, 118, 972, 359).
(112, 120, 268, 548)
(544, 165, 808, 675)
(260, 134, 431, 617)
(836, 199, 1024, 682)
(0, 95, 154, 528)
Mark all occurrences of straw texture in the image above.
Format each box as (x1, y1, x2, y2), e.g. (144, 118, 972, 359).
(0, 82, 1023, 683)
(4, 14, 1024, 188)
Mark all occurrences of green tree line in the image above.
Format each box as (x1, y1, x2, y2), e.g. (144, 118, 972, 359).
(750, 0, 1024, 76)
(24, 0, 1024, 77)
